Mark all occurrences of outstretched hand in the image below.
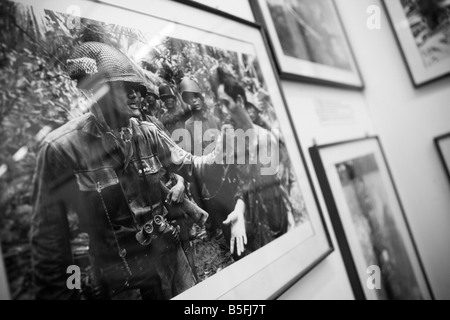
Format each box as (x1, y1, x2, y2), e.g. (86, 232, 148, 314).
(223, 199, 247, 256)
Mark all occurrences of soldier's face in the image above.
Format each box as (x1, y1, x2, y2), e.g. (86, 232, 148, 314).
(217, 84, 237, 110)
(163, 97, 176, 110)
(217, 84, 236, 125)
(184, 93, 202, 111)
(146, 94, 156, 106)
(105, 81, 142, 119)
(146, 94, 160, 112)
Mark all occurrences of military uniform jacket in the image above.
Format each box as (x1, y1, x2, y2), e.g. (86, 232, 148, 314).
(31, 111, 216, 299)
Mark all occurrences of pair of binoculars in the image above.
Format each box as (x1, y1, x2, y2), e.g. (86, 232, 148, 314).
(135, 215, 180, 246)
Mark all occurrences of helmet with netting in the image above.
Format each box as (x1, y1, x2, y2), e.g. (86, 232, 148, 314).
(66, 41, 147, 96)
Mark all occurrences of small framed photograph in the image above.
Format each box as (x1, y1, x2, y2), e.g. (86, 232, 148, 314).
(309, 137, 433, 300)
(250, 0, 364, 89)
(384, 0, 450, 87)
(0, 0, 332, 299)
(434, 132, 450, 182)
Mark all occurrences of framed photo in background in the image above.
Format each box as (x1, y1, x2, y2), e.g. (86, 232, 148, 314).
(0, 0, 332, 299)
(250, 0, 364, 89)
(309, 137, 433, 300)
(434, 132, 450, 182)
(176, 0, 256, 23)
(384, 0, 450, 87)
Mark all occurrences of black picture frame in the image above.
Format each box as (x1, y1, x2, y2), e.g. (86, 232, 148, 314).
(171, 0, 257, 26)
(249, 0, 364, 90)
(309, 136, 433, 300)
(383, 0, 450, 87)
(434, 132, 450, 183)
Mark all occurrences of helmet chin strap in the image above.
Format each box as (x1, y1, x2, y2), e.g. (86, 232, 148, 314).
(91, 102, 108, 129)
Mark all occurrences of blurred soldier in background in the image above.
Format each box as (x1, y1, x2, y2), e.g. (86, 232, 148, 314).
(141, 82, 163, 120)
(245, 90, 297, 226)
(180, 77, 238, 252)
(158, 83, 200, 280)
(215, 67, 294, 256)
(159, 83, 191, 147)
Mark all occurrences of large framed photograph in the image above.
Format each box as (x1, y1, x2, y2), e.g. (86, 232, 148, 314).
(250, 0, 364, 89)
(384, 0, 450, 87)
(0, 0, 332, 299)
(434, 132, 450, 182)
(309, 137, 433, 300)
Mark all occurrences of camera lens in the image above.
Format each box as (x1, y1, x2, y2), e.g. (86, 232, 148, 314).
(153, 215, 163, 225)
(144, 222, 154, 234)
(136, 229, 152, 246)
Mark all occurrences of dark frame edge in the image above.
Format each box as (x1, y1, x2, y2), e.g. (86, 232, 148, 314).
(330, 0, 365, 91)
(270, 247, 334, 300)
(434, 133, 450, 198)
(434, 132, 450, 142)
(250, 0, 365, 90)
(249, 0, 284, 80)
(280, 72, 364, 91)
(258, 15, 335, 298)
(375, 136, 435, 300)
(308, 144, 366, 300)
(312, 135, 435, 300)
(170, 0, 259, 28)
(382, 0, 450, 88)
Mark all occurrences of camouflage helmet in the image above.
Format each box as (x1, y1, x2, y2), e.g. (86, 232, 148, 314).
(66, 41, 147, 96)
(159, 83, 176, 100)
(180, 77, 204, 104)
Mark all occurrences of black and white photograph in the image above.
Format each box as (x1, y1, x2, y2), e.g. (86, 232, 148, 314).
(384, 0, 450, 86)
(250, 0, 364, 88)
(0, 0, 332, 300)
(1, 0, 449, 304)
(336, 154, 423, 299)
(309, 137, 433, 300)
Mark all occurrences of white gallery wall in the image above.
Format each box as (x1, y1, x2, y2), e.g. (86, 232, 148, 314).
(334, 0, 450, 300)
(195, 0, 450, 299)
